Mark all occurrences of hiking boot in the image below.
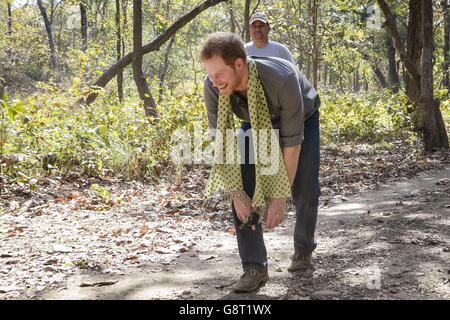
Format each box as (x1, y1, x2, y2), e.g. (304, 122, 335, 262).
(287, 253, 312, 272)
(233, 269, 269, 293)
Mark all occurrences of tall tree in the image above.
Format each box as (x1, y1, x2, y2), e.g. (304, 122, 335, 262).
(158, 35, 175, 102)
(37, 0, 60, 68)
(80, 1, 88, 51)
(376, 0, 448, 152)
(243, 0, 250, 42)
(419, 0, 448, 151)
(132, 0, 158, 118)
(406, 0, 422, 105)
(116, 0, 123, 102)
(443, 0, 449, 91)
(7, 0, 12, 35)
(386, 27, 399, 92)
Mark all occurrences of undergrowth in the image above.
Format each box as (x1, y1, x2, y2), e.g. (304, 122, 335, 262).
(0, 80, 448, 191)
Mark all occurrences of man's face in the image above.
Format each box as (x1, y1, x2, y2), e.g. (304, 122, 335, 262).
(250, 20, 270, 42)
(203, 55, 244, 97)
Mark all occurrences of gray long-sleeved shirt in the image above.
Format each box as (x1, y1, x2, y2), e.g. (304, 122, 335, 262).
(203, 56, 320, 148)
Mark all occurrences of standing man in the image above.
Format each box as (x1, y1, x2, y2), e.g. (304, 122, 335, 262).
(245, 11, 295, 65)
(201, 32, 321, 293)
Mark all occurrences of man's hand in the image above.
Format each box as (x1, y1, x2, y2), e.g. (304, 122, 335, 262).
(264, 197, 286, 229)
(233, 193, 252, 224)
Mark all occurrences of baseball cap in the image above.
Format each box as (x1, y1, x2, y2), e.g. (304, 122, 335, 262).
(249, 12, 269, 25)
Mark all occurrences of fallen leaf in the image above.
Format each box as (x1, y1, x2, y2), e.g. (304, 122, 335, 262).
(44, 259, 58, 265)
(140, 224, 149, 235)
(198, 254, 215, 261)
(123, 256, 137, 262)
(43, 266, 58, 273)
(166, 208, 181, 215)
(80, 280, 118, 287)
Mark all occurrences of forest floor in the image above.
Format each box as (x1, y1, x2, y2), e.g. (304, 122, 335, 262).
(0, 141, 449, 300)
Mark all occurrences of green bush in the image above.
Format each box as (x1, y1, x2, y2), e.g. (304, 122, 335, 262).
(319, 89, 416, 144)
(1, 80, 448, 183)
(1, 79, 209, 181)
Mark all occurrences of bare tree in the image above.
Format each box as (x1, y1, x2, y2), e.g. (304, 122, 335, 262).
(80, 1, 88, 51)
(37, 0, 62, 68)
(7, 0, 12, 35)
(443, 0, 449, 91)
(116, 0, 123, 102)
(132, 0, 158, 118)
(82, 0, 228, 105)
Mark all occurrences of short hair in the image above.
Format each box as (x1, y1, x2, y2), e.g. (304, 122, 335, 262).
(200, 32, 247, 66)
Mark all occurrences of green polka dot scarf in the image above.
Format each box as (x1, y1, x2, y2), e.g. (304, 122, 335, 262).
(204, 58, 291, 214)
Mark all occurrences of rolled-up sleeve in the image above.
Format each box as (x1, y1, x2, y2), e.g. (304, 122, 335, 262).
(203, 77, 219, 130)
(277, 73, 304, 148)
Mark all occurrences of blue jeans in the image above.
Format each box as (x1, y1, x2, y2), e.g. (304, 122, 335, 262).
(232, 110, 320, 272)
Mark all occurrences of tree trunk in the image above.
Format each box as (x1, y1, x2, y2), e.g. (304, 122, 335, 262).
(311, 0, 319, 88)
(116, 0, 123, 102)
(354, 65, 360, 92)
(406, 0, 422, 105)
(122, 0, 128, 57)
(37, 0, 57, 68)
(132, 0, 158, 118)
(376, 0, 420, 83)
(361, 53, 388, 89)
(386, 28, 400, 92)
(243, 0, 251, 43)
(7, 0, 12, 35)
(378, 0, 448, 151)
(373, 64, 388, 89)
(419, 0, 449, 151)
(82, 0, 228, 105)
(297, 0, 303, 71)
(305, 0, 312, 81)
(443, 0, 449, 91)
(229, 4, 236, 33)
(80, 3, 88, 51)
(158, 35, 175, 102)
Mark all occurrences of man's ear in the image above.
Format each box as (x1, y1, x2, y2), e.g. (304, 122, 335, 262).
(234, 57, 245, 70)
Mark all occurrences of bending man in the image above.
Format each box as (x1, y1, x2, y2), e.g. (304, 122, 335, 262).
(201, 32, 321, 293)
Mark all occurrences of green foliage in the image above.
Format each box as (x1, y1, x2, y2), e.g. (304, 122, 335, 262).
(0, 76, 208, 181)
(319, 89, 417, 144)
(0, 91, 27, 157)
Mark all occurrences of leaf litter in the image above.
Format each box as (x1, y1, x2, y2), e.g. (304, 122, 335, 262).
(0, 140, 449, 299)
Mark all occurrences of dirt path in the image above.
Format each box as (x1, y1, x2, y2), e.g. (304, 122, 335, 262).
(4, 167, 447, 300)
